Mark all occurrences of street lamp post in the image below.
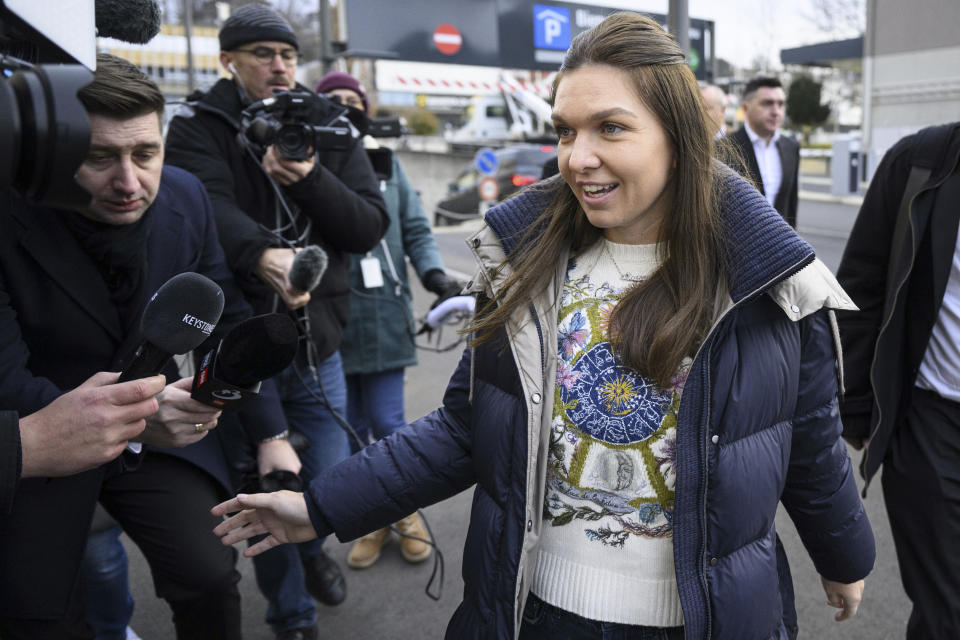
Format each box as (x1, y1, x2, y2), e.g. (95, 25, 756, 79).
(318, 0, 335, 74)
(668, 0, 690, 58)
(184, 0, 195, 93)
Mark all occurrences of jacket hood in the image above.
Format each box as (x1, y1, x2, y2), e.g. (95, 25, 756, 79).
(180, 78, 245, 130)
(196, 77, 243, 111)
(483, 167, 817, 305)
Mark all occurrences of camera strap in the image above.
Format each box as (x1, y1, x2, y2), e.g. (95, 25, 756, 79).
(378, 240, 404, 296)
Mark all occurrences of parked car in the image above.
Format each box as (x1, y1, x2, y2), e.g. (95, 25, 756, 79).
(434, 144, 557, 225)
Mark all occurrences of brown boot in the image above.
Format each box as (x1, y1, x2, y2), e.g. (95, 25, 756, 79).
(346, 527, 390, 569)
(396, 513, 432, 563)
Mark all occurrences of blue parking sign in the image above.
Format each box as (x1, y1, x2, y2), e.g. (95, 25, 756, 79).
(533, 5, 570, 51)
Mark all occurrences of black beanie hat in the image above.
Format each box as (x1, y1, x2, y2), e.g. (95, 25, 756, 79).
(219, 4, 299, 51)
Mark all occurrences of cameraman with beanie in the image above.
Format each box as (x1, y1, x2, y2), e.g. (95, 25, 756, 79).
(165, 5, 388, 640)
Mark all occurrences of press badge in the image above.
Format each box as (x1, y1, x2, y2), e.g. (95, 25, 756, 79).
(360, 256, 384, 288)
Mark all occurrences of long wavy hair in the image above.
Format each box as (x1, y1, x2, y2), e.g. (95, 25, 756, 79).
(469, 12, 725, 387)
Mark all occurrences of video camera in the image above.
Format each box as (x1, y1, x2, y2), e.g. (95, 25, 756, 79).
(363, 117, 405, 181)
(316, 92, 406, 182)
(1, 0, 161, 210)
(239, 90, 354, 161)
(0, 1, 97, 209)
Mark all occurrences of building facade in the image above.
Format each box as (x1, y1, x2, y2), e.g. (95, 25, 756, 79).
(863, 0, 960, 171)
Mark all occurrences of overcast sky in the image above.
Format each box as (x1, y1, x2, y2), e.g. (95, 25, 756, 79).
(576, 0, 861, 68)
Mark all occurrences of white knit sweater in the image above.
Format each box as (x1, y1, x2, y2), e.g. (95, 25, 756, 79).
(531, 238, 686, 626)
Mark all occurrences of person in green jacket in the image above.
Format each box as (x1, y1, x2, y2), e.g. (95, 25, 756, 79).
(315, 71, 462, 570)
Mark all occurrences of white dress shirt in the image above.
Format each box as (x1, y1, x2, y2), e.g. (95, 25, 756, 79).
(917, 226, 960, 402)
(745, 121, 782, 207)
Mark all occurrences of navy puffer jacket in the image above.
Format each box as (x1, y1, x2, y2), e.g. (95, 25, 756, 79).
(305, 170, 875, 639)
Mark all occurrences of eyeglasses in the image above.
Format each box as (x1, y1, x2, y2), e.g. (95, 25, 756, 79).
(234, 46, 300, 66)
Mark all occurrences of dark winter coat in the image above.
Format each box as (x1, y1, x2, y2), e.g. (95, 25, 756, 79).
(836, 122, 960, 484)
(0, 411, 16, 515)
(304, 171, 875, 639)
(164, 79, 389, 360)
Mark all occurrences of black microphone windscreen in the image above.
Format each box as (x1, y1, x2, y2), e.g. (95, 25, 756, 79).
(288, 245, 328, 293)
(217, 314, 299, 387)
(141, 272, 225, 355)
(95, 0, 162, 44)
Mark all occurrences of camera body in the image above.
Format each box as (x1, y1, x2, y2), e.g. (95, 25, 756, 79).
(240, 90, 353, 161)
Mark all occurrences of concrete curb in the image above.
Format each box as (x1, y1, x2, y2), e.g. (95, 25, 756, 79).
(800, 190, 864, 207)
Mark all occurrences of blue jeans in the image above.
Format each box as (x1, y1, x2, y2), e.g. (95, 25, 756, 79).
(252, 349, 351, 632)
(346, 368, 406, 454)
(519, 593, 685, 640)
(82, 524, 134, 640)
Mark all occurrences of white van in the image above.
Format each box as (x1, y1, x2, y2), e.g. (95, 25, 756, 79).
(446, 95, 511, 151)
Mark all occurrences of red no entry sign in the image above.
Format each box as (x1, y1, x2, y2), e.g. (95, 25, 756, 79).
(433, 23, 462, 56)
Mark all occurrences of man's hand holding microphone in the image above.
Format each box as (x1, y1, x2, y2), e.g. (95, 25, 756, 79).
(16, 272, 228, 480)
(255, 243, 328, 311)
(18, 372, 166, 478)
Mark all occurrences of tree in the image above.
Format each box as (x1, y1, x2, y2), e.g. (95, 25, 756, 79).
(803, 0, 865, 38)
(163, 1, 323, 60)
(407, 108, 440, 136)
(786, 75, 831, 144)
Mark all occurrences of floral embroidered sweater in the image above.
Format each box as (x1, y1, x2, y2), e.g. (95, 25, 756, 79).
(531, 238, 686, 626)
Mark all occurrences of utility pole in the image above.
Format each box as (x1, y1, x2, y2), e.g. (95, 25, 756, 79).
(667, 0, 690, 58)
(184, 0, 195, 92)
(318, 0, 335, 73)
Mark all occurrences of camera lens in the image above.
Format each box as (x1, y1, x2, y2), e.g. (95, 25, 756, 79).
(277, 123, 311, 160)
(0, 64, 92, 209)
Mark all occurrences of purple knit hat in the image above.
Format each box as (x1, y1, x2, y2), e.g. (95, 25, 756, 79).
(315, 71, 368, 113)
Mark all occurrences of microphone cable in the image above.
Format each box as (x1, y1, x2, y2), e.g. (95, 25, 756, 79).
(244, 143, 313, 249)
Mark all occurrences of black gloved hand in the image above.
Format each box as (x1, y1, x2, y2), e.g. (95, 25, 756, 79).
(259, 470, 303, 493)
(423, 269, 464, 310)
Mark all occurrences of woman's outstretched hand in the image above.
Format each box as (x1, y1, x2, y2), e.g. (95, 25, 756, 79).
(211, 491, 317, 557)
(821, 576, 864, 621)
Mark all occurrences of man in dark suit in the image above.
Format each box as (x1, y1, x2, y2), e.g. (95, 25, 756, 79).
(838, 122, 960, 639)
(0, 54, 298, 638)
(725, 76, 800, 228)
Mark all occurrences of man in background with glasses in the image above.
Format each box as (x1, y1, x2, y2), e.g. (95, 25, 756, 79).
(165, 5, 388, 640)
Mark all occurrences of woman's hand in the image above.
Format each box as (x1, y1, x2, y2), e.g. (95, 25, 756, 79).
(211, 491, 316, 557)
(821, 576, 864, 621)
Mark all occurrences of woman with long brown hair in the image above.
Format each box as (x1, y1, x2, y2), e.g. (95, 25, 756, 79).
(212, 13, 874, 639)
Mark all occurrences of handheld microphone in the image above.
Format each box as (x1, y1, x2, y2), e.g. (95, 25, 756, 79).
(192, 313, 299, 409)
(95, 0, 162, 44)
(118, 272, 225, 383)
(418, 295, 476, 335)
(288, 245, 328, 293)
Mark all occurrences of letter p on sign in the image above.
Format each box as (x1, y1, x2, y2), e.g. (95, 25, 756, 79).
(544, 18, 561, 44)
